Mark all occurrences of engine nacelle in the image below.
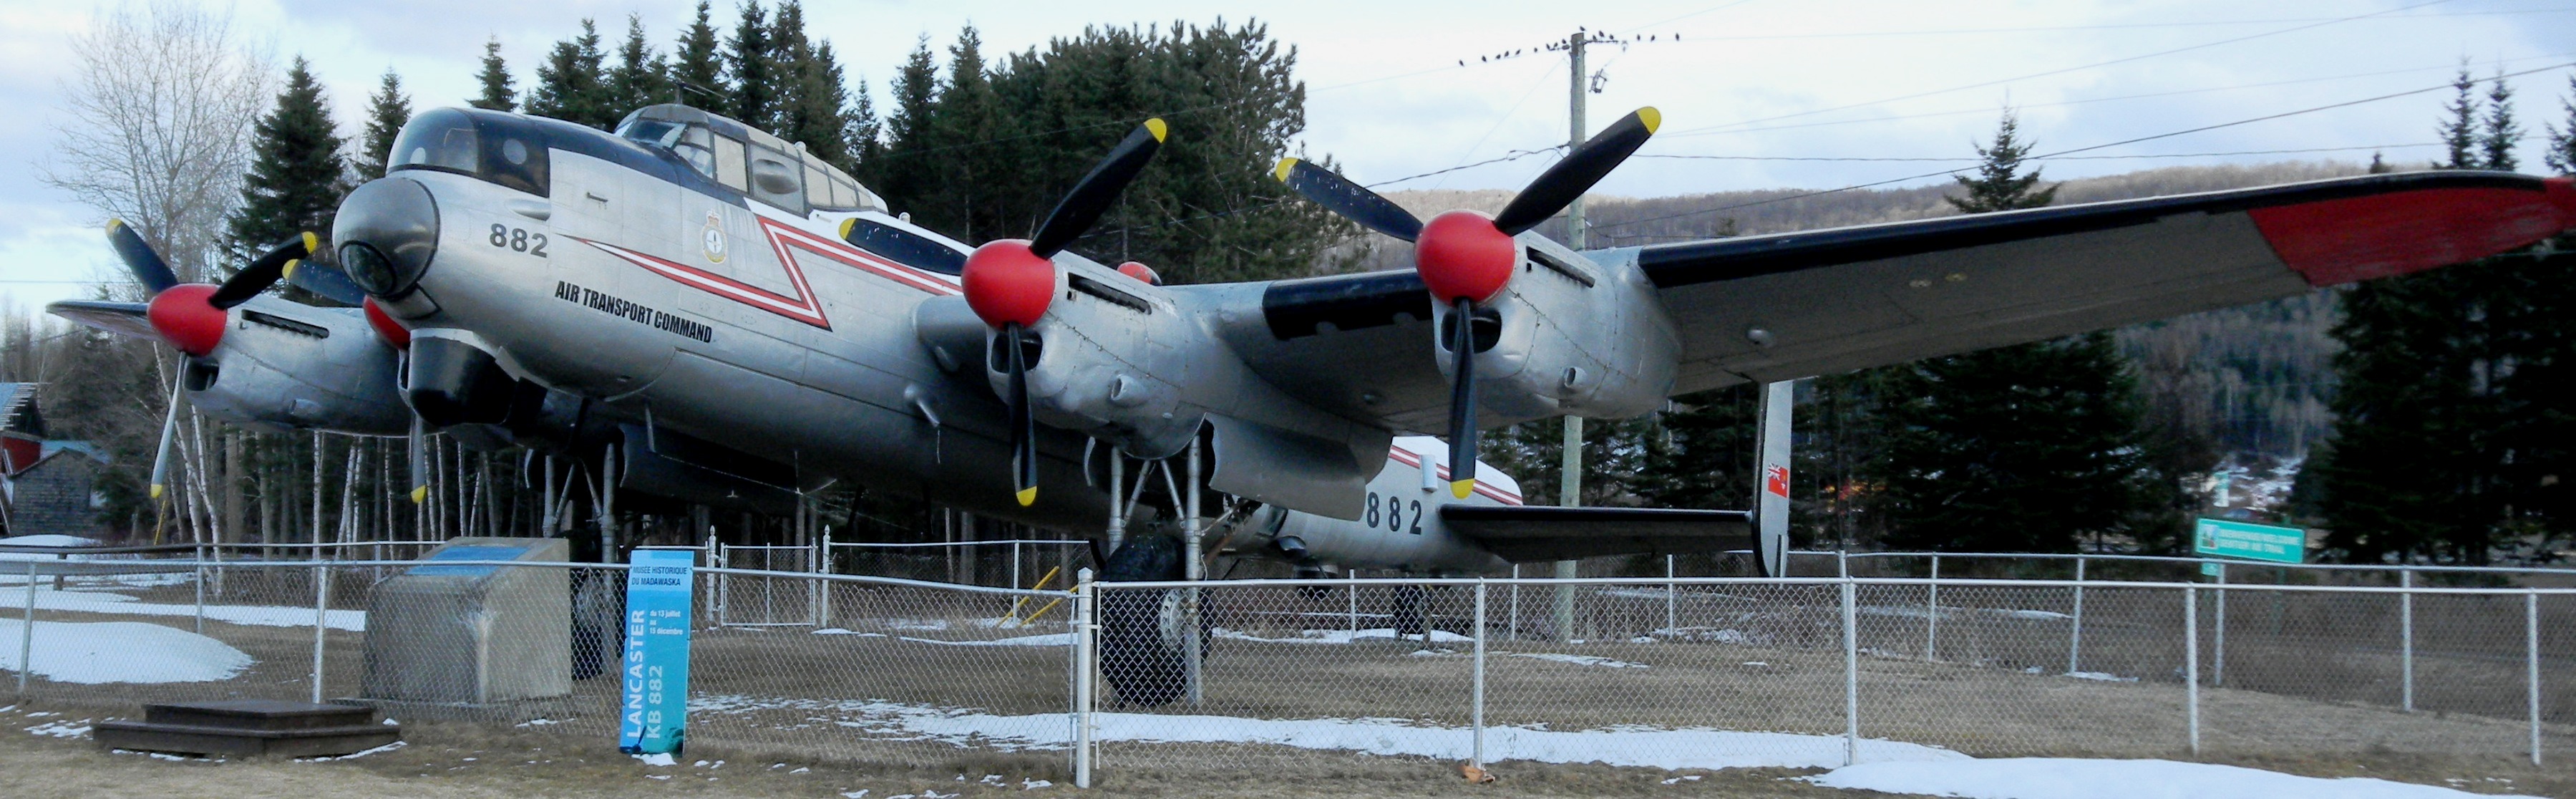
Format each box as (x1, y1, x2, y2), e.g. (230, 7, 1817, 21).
(183, 298, 412, 436)
(998, 264, 1208, 460)
(1430, 236, 1678, 422)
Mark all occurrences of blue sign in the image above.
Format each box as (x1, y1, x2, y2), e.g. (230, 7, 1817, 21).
(2192, 518, 2307, 564)
(618, 548, 695, 755)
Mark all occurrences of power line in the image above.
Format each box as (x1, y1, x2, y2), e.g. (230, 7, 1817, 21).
(1590, 60, 2576, 234)
(1660, 0, 2456, 138)
(1666, 52, 2576, 140)
(1629, 137, 2545, 163)
(1643, 7, 2576, 44)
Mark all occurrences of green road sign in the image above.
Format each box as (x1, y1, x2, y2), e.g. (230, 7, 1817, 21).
(2194, 518, 2307, 564)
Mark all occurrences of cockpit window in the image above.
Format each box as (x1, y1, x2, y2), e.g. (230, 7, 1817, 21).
(387, 108, 548, 197)
(389, 109, 477, 174)
(842, 218, 967, 275)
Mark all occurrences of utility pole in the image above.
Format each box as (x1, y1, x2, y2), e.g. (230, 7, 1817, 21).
(1552, 29, 1593, 643)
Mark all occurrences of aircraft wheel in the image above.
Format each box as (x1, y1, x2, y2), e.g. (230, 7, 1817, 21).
(1392, 583, 1428, 637)
(1098, 535, 1204, 706)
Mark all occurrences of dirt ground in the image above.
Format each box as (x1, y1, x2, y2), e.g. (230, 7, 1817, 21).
(5, 702, 2565, 798)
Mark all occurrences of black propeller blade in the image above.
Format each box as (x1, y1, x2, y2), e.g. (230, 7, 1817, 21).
(106, 219, 180, 294)
(1492, 107, 1661, 234)
(1444, 298, 1479, 499)
(207, 233, 321, 309)
(285, 258, 368, 306)
(1029, 119, 1169, 258)
(1271, 158, 1424, 242)
(1005, 323, 1037, 507)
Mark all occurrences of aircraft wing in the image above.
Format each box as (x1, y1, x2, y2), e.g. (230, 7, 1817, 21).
(1222, 170, 2574, 430)
(46, 300, 157, 341)
(1440, 505, 1751, 562)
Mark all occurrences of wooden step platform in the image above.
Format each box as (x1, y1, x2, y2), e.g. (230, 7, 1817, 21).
(94, 699, 401, 757)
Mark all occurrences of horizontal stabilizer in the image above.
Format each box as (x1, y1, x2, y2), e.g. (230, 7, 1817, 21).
(46, 300, 156, 341)
(1440, 505, 1751, 563)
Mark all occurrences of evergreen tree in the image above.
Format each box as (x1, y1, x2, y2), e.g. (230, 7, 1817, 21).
(1945, 110, 2056, 213)
(724, 1, 777, 129)
(847, 74, 883, 175)
(528, 19, 616, 129)
(669, 1, 725, 108)
(227, 57, 346, 265)
(2550, 70, 2576, 174)
(471, 37, 517, 112)
(356, 69, 411, 180)
(920, 25, 1008, 238)
(769, 2, 853, 168)
(606, 14, 670, 117)
(2482, 67, 2521, 171)
(1865, 111, 2171, 553)
(871, 36, 942, 207)
(2439, 62, 2480, 170)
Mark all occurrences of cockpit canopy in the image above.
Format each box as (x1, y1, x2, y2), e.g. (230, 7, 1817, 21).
(615, 104, 884, 215)
(384, 104, 884, 217)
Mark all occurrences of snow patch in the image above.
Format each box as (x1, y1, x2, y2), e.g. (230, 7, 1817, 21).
(633, 752, 676, 766)
(19, 586, 362, 631)
(1807, 757, 2538, 799)
(0, 619, 252, 683)
(26, 719, 90, 738)
(690, 694, 1958, 770)
(2065, 671, 2137, 682)
(1510, 652, 1648, 669)
(1214, 627, 1474, 644)
(300, 741, 406, 760)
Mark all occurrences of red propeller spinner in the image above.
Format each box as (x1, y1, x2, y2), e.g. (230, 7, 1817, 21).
(961, 240, 1058, 329)
(1415, 210, 1518, 305)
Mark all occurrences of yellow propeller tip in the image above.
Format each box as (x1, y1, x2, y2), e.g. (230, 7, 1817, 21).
(149, 483, 165, 500)
(301, 231, 321, 254)
(282, 259, 299, 280)
(1143, 118, 1168, 142)
(1450, 479, 1476, 499)
(1271, 158, 1299, 183)
(107, 218, 127, 233)
(1635, 107, 1662, 134)
(409, 486, 428, 504)
(1016, 486, 1039, 507)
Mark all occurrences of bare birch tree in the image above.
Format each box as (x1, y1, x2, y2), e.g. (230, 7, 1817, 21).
(43, 2, 271, 287)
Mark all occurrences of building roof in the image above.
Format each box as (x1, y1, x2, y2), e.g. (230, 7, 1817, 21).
(0, 383, 38, 436)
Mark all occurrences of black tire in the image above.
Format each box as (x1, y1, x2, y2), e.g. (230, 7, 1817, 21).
(1393, 583, 1428, 637)
(1099, 536, 1195, 706)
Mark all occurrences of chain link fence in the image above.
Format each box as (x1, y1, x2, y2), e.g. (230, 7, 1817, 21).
(6, 554, 2573, 788)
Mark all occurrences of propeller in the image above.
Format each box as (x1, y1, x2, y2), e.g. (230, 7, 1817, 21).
(960, 118, 1169, 507)
(1271, 107, 1661, 499)
(283, 258, 369, 306)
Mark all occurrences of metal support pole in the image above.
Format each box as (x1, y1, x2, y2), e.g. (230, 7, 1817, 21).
(2529, 589, 2542, 767)
(2400, 569, 2414, 712)
(193, 556, 206, 634)
(1472, 580, 1489, 770)
(1508, 565, 1520, 641)
(2068, 556, 2086, 675)
(1072, 568, 1096, 788)
(1182, 435, 1203, 706)
(1554, 418, 1582, 642)
(1013, 541, 1023, 591)
(1347, 568, 1359, 635)
(2185, 585, 2200, 755)
(1841, 576, 1860, 767)
(1106, 456, 1125, 553)
(1664, 554, 1676, 636)
(18, 560, 34, 694)
(311, 561, 331, 704)
(2213, 562, 2227, 687)
(1925, 554, 1940, 662)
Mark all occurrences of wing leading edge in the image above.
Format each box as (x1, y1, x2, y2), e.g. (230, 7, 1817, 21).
(1629, 170, 2575, 392)
(1224, 170, 2574, 427)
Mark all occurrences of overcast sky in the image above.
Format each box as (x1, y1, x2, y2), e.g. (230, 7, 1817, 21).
(2, 0, 2571, 309)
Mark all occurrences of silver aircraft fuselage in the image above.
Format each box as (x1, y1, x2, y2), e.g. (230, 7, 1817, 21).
(344, 106, 1515, 573)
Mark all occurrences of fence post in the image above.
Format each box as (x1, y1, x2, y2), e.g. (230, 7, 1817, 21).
(1348, 568, 1359, 636)
(1508, 565, 1520, 642)
(2529, 589, 2542, 767)
(2068, 556, 2085, 675)
(18, 559, 33, 695)
(1071, 568, 1096, 788)
(1664, 555, 1676, 636)
(311, 560, 331, 704)
(2212, 561, 2227, 687)
(2400, 569, 2414, 712)
(1472, 579, 1488, 770)
(717, 544, 730, 628)
(2184, 584, 2200, 755)
(1841, 576, 1859, 767)
(193, 555, 206, 634)
(1925, 554, 1940, 662)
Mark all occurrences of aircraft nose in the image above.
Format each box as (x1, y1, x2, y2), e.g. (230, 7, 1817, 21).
(334, 177, 440, 299)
